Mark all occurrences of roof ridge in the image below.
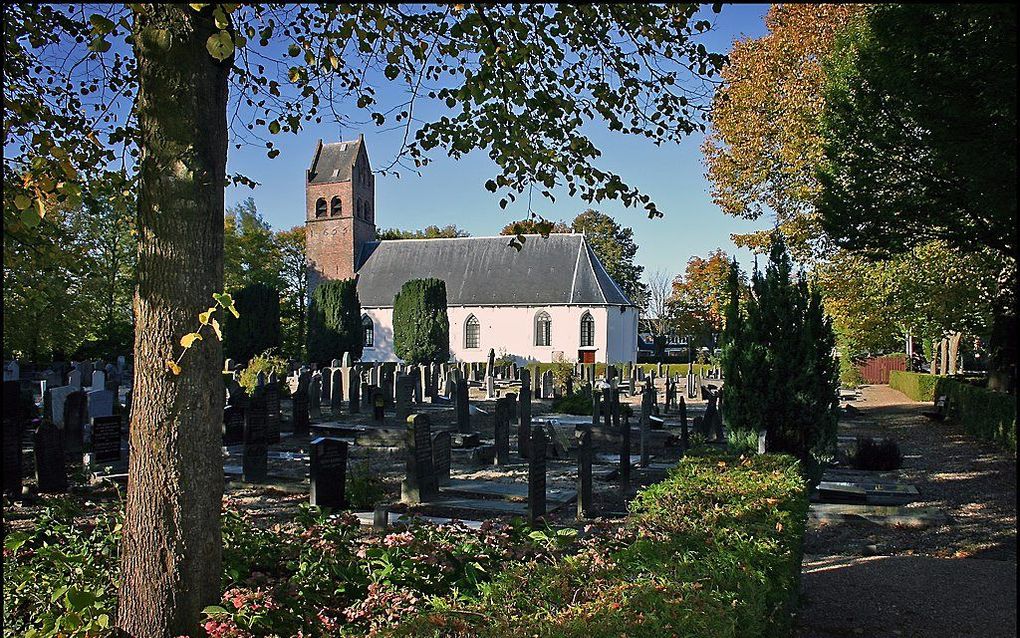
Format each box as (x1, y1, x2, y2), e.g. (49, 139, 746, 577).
(369, 233, 584, 243)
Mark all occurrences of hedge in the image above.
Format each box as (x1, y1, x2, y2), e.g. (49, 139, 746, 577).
(522, 362, 712, 381)
(387, 451, 809, 638)
(888, 370, 939, 402)
(937, 377, 1017, 453)
(890, 371, 1016, 453)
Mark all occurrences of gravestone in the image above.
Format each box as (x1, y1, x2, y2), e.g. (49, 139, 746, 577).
(518, 371, 532, 458)
(87, 389, 115, 421)
(432, 431, 451, 487)
(309, 436, 348, 510)
(757, 430, 767, 455)
(223, 405, 245, 446)
(347, 369, 360, 414)
(395, 375, 414, 422)
(456, 379, 470, 433)
(493, 397, 511, 466)
(47, 385, 75, 428)
(243, 390, 268, 482)
(412, 366, 423, 404)
(292, 372, 310, 437)
(330, 368, 344, 414)
(361, 381, 372, 409)
(542, 371, 554, 398)
(592, 387, 601, 428)
(264, 382, 281, 444)
(91, 370, 105, 391)
(321, 366, 332, 403)
(68, 369, 83, 390)
(34, 421, 67, 493)
(640, 387, 652, 467)
(506, 392, 518, 423)
(3, 381, 23, 496)
(576, 426, 593, 518)
(485, 375, 495, 400)
(308, 373, 322, 420)
(528, 425, 547, 524)
(4, 361, 19, 381)
(678, 396, 689, 452)
(401, 414, 436, 504)
(704, 391, 721, 441)
(372, 388, 385, 422)
(89, 415, 122, 464)
(63, 390, 87, 456)
(602, 388, 613, 430)
(619, 414, 631, 487)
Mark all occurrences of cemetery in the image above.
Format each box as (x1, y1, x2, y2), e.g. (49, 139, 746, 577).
(3, 4, 1015, 637)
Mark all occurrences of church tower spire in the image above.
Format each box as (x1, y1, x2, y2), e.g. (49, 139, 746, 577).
(305, 135, 376, 292)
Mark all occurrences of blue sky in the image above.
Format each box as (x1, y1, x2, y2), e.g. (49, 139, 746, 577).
(225, 4, 772, 280)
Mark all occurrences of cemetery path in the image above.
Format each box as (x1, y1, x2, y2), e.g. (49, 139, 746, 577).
(796, 384, 1017, 638)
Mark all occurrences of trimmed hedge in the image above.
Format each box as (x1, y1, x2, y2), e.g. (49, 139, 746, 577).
(306, 278, 362, 366)
(392, 278, 450, 364)
(889, 370, 939, 402)
(387, 451, 809, 638)
(937, 377, 1017, 453)
(890, 371, 1016, 453)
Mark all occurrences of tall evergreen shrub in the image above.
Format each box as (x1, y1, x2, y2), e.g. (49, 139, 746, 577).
(392, 278, 450, 364)
(721, 236, 840, 469)
(306, 278, 362, 365)
(223, 282, 281, 365)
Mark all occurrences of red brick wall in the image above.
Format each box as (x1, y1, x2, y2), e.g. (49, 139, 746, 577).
(304, 151, 375, 286)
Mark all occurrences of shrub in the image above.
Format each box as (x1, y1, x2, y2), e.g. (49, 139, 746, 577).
(551, 384, 594, 415)
(392, 278, 449, 365)
(238, 349, 290, 396)
(223, 282, 281, 365)
(888, 370, 939, 402)
(388, 451, 809, 638)
(306, 278, 362, 366)
(850, 436, 903, 470)
(346, 460, 388, 510)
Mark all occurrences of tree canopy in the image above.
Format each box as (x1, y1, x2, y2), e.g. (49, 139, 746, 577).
(376, 225, 470, 240)
(669, 248, 738, 349)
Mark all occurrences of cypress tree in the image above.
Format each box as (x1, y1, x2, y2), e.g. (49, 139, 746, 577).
(306, 279, 362, 366)
(720, 234, 840, 470)
(392, 278, 450, 364)
(222, 282, 281, 364)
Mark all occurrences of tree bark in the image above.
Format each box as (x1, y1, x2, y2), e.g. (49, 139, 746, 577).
(118, 6, 229, 636)
(947, 332, 962, 376)
(929, 339, 938, 376)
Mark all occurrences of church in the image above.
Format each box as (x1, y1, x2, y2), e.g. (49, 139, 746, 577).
(304, 136, 639, 365)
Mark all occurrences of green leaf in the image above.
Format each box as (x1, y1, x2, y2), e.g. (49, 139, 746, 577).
(89, 37, 112, 53)
(189, 3, 209, 10)
(14, 194, 31, 210)
(50, 585, 70, 603)
(20, 208, 41, 228)
(4, 531, 30, 551)
(212, 292, 234, 308)
(89, 14, 115, 34)
(212, 6, 229, 29)
(66, 588, 96, 612)
(268, 120, 281, 134)
(227, 304, 240, 319)
(203, 605, 229, 616)
(205, 30, 234, 61)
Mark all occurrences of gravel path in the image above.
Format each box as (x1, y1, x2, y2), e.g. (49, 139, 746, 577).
(796, 384, 1017, 637)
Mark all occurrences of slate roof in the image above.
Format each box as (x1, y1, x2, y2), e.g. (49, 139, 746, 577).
(354, 234, 635, 308)
(307, 137, 363, 184)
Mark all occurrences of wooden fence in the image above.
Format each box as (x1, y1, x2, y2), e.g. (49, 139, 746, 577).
(857, 355, 907, 384)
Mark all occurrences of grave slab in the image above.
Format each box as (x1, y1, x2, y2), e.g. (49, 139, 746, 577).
(353, 511, 484, 530)
(441, 478, 576, 504)
(808, 503, 946, 528)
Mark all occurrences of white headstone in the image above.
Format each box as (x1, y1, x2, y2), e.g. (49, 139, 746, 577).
(91, 370, 106, 390)
(68, 369, 83, 389)
(48, 385, 76, 428)
(87, 389, 115, 420)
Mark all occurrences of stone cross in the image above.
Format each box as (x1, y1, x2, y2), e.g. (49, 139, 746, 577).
(527, 425, 547, 525)
(401, 414, 436, 504)
(575, 426, 593, 519)
(310, 436, 348, 510)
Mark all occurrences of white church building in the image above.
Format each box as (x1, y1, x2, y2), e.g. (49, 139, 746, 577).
(304, 136, 639, 365)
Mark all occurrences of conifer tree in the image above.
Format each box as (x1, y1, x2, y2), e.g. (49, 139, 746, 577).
(222, 282, 281, 365)
(721, 235, 840, 470)
(392, 278, 450, 365)
(306, 279, 362, 365)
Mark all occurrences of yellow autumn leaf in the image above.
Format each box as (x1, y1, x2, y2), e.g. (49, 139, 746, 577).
(198, 307, 216, 325)
(210, 318, 222, 340)
(180, 332, 203, 348)
(166, 359, 181, 375)
(227, 304, 239, 319)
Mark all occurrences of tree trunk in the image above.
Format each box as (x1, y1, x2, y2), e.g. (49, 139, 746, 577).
(118, 6, 229, 636)
(947, 332, 962, 376)
(929, 339, 938, 376)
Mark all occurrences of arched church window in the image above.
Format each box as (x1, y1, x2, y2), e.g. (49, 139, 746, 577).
(535, 311, 552, 346)
(315, 198, 327, 218)
(464, 315, 480, 349)
(580, 312, 595, 347)
(330, 196, 342, 217)
(362, 314, 374, 347)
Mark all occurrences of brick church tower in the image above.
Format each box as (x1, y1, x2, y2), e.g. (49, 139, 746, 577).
(305, 135, 376, 292)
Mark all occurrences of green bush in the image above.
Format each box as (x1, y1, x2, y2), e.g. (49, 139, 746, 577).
(888, 370, 939, 402)
(937, 377, 1016, 453)
(223, 282, 281, 365)
(238, 349, 290, 396)
(392, 278, 449, 365)
(306, 278, 362, 366)
(388, 451, 809, 638)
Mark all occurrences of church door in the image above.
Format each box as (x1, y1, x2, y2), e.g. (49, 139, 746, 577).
(578, 350, 595, 364)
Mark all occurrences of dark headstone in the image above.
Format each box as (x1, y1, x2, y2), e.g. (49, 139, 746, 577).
(292, 373, 310, 437)
(242, 390, 268, 482)
(401, 414, 436, 504)
(493, 397, 510, 466)
(432, 431, 451, 487)
(361, 381, 372, 409)
(455, 379, 470, 434)
(265, 383, 281, 444)
(619, 414, 631, 487)
(372, 388, 385, 422)
(347, 369, 360, 414)
(640, 387, 652, 467)
(679, 396, 689, 452)
(34, 421, 67, 493)
(506, 391, 518, 423)
(90, 415, 122, 464)
(528, 425, 547, 524)
(2, 381, 22, 495)
(576, 426, 593, 519)
(309, 436, 348, 510)
(223, 405, 245, 446)
(63, 390, 87, 456)
(330, 368, 344, 413)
